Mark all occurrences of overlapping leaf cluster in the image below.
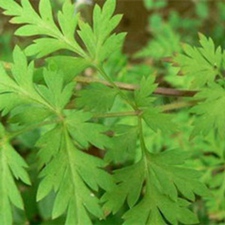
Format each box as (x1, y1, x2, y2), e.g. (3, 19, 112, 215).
(103, 149, 209, 225)
(174, 34, 225, 222)
(0, 0, 125, 67)
(195, 133, 225, 221)
(0, 0, 123, 224)
(101, 76, 208, 224)
(0, 124, 30, 225)
(175, 34, 225, 138)
(0, 0, 214, 224)
(0, 44, 114, 224)
(175, 33, 223, 88)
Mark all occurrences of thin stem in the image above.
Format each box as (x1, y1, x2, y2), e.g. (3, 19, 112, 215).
(159, 100, 199, 112)
(95, 65, 138, 110)
(75, 76, 138, 91)
(2, 61, 198, 98)
(137, 116, 148, 156)
(93, 110, 142, 119)
(75, 76, 198, 97)
(155, 87, 197, 97)
(92, 101, 198, 118)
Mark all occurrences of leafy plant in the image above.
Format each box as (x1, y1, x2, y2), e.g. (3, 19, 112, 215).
(0, 0, 225, 225)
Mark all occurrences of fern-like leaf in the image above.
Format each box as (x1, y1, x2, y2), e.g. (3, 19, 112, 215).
(134, 76, 177, 134)
(0, 0, 85, 58)
(0, 46, 52, 118)
(191, 82, 225, 138)
(175, 33, 223, 88)
(0, 0, 125, 65)
(103, 150, 209, 225)
(0, 124, 30, 225)
(37, 126, 114, 224)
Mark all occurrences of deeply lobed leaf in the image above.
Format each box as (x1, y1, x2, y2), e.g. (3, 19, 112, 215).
(0, 46, 53, 118)
(65, 110, 111, 149)
(174, 34, 223, 88)
(103, 149, 209, 224)
(37, 126, 114, 224)
(191, 82, 225, 138)
(0, 124, 30, 225)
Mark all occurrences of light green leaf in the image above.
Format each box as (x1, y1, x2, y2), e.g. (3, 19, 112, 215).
(65, 110, 111, 149)
(77, 0, 125, 63)
(46, 56, 90, 83)
(78, 20, 97, 59)
(191, 82, 225, 138)
(142, 108, 177, 134)
(77, 83, 118, 113)
(0, 46, 52, 116)
(134, 75, 157, 108)
(38, 0, 55, 25)
(135, 24, 180, 60)
(174, 34, 223, 88)
(0, 0, 85, 58)
(25, 38, 69, 58)
(36, 126, 63, 169)
(105, 125, 138, 163)
(99, 32, 126, 62)
(0, 0, 124, 63)
(37, 127, 114, 224)
(0, 124, 30, 225)
(10, 105, 51, 125)
(36, 69, 74, 111)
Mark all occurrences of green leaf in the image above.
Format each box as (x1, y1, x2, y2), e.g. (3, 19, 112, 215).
(0, 0, 85, 58)
(103, 150, 209, 224)
(134, 75, 157, 108)
(133, 75, 177, 134)
(37, 126, 114, 224)
(135, 24, 180, 60)
(46, 56, 90, 83)
(77, 0, 126, 63)
(0, 0, 124, 63)
(36, 126, 63, 169)
(76, 83, 118, 113)
(142, 108, 177, 134)
(174, 34, 223, 88)
(0, 46, 52, 116)
(0, 124, 30, 225)
(36, 69, 74, 111)
(65, 110, 111, 149)
(105, 125, 138, 163)
(98, 32, 126, 62)
(123, 183, 199, 225)
(102, 160, 146, 214)
(0, 46, 33, 95)
(25, 38, 69, 58)
(10, 104, 52, 125)
(191, 82, 225, 138)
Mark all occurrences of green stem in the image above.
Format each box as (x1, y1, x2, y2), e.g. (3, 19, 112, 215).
(93, 110, 142, 119)
(96, 65, 138, 110)
(75, 75, 198, 97)
(2, 61, 198, 98)
(137, 116, 148, 156)
(159, 100, 199, 112)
